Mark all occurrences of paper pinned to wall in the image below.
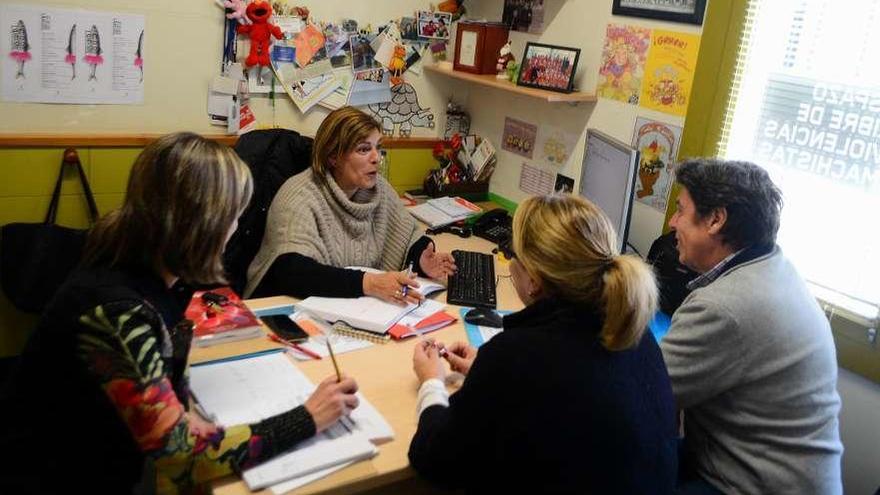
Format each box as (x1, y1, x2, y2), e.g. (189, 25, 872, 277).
(597, 24, 651, 105)
(502, 117, 537, 159)
(1, 4, 144, 104)
(537, 125, 579, 166)
(639, 29, 701, 116)
(519, 163, 555, 195)
(631, 117, 682, 212)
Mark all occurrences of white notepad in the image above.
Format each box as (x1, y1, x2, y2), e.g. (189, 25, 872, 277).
(189, 352, 393, 490)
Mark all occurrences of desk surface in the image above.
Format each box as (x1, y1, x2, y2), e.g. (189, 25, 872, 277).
(191, 232, 523, 495)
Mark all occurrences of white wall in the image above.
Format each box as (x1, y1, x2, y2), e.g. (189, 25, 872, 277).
(0, 0, 447, 137)
(440, 0, 701, 255)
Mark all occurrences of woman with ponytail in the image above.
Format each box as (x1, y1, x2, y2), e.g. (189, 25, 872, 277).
(409, 194, 677, 494)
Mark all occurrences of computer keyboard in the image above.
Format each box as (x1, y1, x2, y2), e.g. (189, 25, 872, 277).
(447, 250, 497, 308)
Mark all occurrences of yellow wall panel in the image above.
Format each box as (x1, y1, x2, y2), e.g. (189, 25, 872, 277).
(0, 148, 92, 197)
(90, 148, 142, 193)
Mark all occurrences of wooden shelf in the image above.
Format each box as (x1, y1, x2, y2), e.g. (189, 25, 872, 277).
(0, 134, 443, 148)
(424, 63, 597, 104)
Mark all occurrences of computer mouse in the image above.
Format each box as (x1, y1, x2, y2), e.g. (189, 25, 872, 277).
(464, 308, 503, 328)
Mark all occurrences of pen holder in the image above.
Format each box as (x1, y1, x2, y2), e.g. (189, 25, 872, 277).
(424, 179, 489, 202)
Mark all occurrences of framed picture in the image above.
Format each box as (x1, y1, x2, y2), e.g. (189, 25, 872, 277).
(516, 42, 580, 93)
(612, 0, 707, 25)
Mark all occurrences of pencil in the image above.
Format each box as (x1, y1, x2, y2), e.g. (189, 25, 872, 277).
(326, 340, 342, 382)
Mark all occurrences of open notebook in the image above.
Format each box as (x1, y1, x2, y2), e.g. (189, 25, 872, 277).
(189, 351, 392, 491)
(295, 267, 446, 334)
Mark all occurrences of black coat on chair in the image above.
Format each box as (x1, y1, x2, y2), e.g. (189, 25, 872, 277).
(224, 129, 313, 294)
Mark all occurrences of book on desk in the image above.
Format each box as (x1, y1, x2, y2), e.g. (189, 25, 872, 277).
(185, 287, 263, 347)
(295, 267, 454, 339)
(407, 196, 482, 228)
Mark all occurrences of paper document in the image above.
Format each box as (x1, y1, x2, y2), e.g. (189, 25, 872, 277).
(407, 196, 483, 228)
(189, 352, 392, 490)
(296, 267, 445, 333)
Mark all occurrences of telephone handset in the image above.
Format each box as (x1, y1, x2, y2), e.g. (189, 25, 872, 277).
(473, 209, 512, 244)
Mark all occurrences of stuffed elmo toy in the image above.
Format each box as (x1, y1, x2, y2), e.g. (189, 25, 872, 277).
(236, 1, 283, 68)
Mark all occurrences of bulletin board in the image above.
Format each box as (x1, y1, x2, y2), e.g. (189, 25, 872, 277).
(0, 0, 447, 137)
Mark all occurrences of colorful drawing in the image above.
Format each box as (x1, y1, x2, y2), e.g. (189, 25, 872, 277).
(9, 20, 31, 79)
(597, 24, 651, 104)
(631, 117, 682, 212)
(538, 126, 578, 166)
(640, 30, 701, 116)
(83, 24, 104, 82)
(65, 24, 77, 80)
(134, 29, 144, 83)
(502, 117, 537, 159)
(368, 82, 435, 137)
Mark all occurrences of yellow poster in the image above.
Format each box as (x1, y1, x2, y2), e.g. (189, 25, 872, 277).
(640, 30, 701, 116)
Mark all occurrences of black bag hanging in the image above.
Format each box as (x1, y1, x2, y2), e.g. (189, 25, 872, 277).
(0, 149, 99, 313)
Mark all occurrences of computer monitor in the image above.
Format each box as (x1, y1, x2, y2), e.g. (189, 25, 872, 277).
(578, 129, 640, 250)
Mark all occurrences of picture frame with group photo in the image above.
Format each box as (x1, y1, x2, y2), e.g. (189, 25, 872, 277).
(611, 0, 707, 26)
(516, 42, 580, 93)
(417, 10, 452, 40)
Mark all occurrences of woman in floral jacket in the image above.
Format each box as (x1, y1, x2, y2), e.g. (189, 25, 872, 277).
(0, 133, 359, 494)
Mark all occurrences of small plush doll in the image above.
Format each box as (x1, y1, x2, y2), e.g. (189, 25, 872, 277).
(237, 1, 283, 68)
(496, 41, 515, 79)
(224, 0, 251, 25)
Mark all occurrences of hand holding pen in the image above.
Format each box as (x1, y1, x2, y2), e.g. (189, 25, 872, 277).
(362, 268, 423, 306)
(303, 374, 360, 433)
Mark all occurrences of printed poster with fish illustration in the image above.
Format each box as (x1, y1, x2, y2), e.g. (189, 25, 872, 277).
(631, 117, 682, 212)
(639, 30, 700, 116)
(1, 4, 144, 104)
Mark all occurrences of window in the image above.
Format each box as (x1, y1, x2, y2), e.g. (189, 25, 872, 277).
(720, 0, 880, 319)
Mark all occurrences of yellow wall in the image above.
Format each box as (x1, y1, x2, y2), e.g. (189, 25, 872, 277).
(0, 145, 436, 356)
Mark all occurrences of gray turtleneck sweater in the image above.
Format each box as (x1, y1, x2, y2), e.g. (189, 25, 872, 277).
(245, 169, 421, 298)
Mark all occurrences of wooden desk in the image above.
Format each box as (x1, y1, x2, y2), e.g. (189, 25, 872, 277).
(191, 233, 523, 495)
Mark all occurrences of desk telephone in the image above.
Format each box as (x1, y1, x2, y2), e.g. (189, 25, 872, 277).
(473, 209, 512, 244)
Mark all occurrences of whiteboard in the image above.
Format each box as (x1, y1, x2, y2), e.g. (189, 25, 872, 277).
(0, 0, 444, 136)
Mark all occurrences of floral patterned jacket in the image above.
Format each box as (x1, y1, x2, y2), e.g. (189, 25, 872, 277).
(0, 266, 314, 494)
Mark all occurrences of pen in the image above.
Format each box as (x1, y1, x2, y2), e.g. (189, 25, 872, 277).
(267, 334, 322, 360)
(402, 262, 414, 298)
(326, 340, 342, 382)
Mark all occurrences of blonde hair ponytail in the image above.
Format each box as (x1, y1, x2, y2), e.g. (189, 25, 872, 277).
(600, 255, 658, 350)
(513, 194, 658, 351)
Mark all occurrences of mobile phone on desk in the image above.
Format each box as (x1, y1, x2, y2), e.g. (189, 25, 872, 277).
(262, 315, 309, 343)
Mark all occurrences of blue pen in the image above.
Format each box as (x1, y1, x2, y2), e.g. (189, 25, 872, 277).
(402, 262, 414, 298)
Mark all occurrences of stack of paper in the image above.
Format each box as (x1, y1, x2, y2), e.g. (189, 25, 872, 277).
(189, 351, 393, 491)
(407, 196, 483, 228)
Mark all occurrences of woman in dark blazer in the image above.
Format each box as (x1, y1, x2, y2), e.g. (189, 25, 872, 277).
(409, 194, 678, 494)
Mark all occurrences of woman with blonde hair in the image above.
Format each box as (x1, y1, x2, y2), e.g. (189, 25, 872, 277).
(0, 133, 359, 493)
(246, 106, 456, 302)
(410, 194, 677, 494)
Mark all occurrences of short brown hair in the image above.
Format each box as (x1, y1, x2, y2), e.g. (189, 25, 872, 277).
(513, 194, 658, 350)
(311, 106, 381, 184)
(83, 132, 253, 285)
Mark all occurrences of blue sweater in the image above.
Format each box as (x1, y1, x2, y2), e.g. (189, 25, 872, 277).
(409, 297, 678, 494)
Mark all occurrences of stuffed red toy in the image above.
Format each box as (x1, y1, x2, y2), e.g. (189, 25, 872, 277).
(236, 1, 283, 68)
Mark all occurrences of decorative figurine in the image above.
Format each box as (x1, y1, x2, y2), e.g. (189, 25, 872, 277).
(496, 41, 515, 79)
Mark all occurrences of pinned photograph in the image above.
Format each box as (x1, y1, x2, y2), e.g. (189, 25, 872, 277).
(323, 23, 351, 68)
(502, 0, 545, 34)
(349, 33, 382, 72)
(517, 42, 580, 93)
(417, 11, 451, 40)
(400, 17, 418, 41)
(554, 173, 574, 194)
